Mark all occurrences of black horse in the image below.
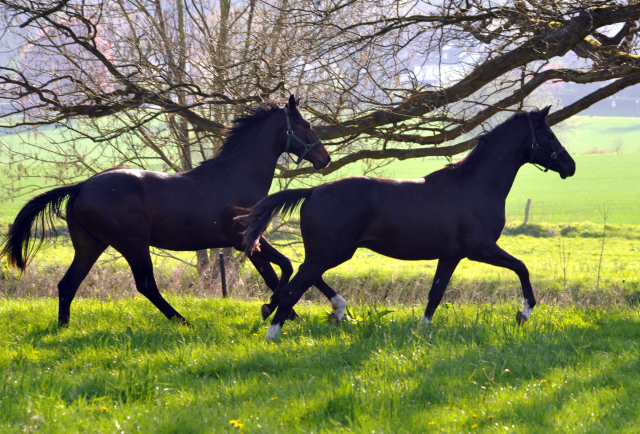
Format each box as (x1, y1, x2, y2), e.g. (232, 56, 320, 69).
(242, 107, 576, 338)
(1, 95, 347, 326)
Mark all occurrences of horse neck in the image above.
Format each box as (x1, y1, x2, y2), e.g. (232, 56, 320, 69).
(195, 123, 281, 193)
(466, 122, 529, 198)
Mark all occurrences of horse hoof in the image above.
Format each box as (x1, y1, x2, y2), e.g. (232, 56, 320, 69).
(261, 304, 272, 321)
(266, 324, 282, 340)
(516, 310, 527, 326)
(328, 312, 342, 325)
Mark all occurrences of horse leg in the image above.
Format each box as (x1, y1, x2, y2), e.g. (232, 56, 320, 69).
(421, 258, 461, 326)
(315, 277, 346, 325)
(468, 244, 535, 325)
(247, 237, 345, 323)
(116, 243, 188, 324)
(247, 255, 299, 321)
(266, 261, 326, 339)
(58, 215, 107, 326)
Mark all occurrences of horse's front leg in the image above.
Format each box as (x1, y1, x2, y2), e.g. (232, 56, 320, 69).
(421, 257, 461, 325)
(468, 244, 535, 325)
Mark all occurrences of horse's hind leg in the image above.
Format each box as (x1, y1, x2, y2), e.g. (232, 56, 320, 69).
(115, 243, 188, 324)
(247, 256, 299, 321)
(468, 244, 535, 325)
(58, 215, 108, 326)
(421, 258, 461, 326)
(245, 236, 345, 322)
(266, 261, 326, 339)
(315, 278, 346, 325)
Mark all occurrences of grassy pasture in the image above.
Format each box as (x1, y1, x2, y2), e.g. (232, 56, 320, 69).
(0, 117, 640, 433)
(1, 298, 640, 433)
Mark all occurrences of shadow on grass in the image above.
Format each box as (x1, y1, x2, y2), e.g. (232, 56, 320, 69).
(1, 302, 640, 431)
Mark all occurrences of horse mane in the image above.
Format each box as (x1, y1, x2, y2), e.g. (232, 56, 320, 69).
(201, 101, 281, 164)
(445, 109, 541, 174)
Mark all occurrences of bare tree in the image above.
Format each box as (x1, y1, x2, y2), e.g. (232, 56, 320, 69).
(1, 0, 639, 259)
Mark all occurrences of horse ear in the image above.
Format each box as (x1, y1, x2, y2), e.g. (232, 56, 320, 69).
(288, 94, 298, 112)
(540, 105, 551, 118)
(295, 97, 301, 107)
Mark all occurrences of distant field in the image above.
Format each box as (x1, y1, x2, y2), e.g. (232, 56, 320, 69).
(2, 116, 640, 224)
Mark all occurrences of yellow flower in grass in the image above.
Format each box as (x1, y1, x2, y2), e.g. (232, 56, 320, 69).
(428, 421, 435, 425)
(487, 415, 494, 420)
(471, 424, 478, 429)
(229, 420, 243, 429)
(541, 379, 547, 384)
(100, 406, 109, 412)
(270, 397, 278, 401)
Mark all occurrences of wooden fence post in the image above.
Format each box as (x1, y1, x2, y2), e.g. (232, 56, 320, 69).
(523, 198, 531, 225)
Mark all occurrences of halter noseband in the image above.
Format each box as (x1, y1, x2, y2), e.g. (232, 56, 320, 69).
(284, 106, 322, 165)
(526, 112, 565, 172)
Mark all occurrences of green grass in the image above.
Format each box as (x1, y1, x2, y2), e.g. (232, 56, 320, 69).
(1, 298, 640, 433)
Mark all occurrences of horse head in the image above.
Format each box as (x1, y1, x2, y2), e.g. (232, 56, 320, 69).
(526, 106, 576, 179)
(281, 94, 331, 170)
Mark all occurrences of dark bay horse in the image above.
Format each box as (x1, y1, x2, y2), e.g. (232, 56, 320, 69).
(1, 95, 346, 326)
(242, 107, 576, 339)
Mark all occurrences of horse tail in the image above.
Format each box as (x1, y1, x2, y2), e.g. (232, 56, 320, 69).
(1, 184, 82, 272)
(241, 188, 313, 256)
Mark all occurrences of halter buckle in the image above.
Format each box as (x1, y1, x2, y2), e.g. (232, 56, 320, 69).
(550, 152, 557, 159)
(532, 143, 539, 150)
(286, 130, 293, 136)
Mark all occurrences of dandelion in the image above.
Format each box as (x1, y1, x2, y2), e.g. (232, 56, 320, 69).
(270, 397, 278, 401)
(428, 421, 435, 425)
(229, 420, 243, 429)
(487, 415, 494, 420)
(473, 414, 477, 418)
(100, 406, 109, 412)
(252, 333, 258, 336)
(484, 382, 489, 385)
(540, 379, 547, 384)
(471, 424, 478, 429)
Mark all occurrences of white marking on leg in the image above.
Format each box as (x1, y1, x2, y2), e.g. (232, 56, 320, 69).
(521, 300, 532, 320)
(330, 295, 347, 322)
(266, 324, 282, 339)
(419, 315, 431, 326)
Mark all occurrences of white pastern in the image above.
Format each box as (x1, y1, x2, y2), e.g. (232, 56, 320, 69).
(521, 300, 533, 320)
(419, 315, 431, 326)
(266, 324, 282, 340)
(330, 295, 347, 322)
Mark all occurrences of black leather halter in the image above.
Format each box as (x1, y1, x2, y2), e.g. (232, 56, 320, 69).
(526, 112, 565, 172)
(283, 107, 322, 165)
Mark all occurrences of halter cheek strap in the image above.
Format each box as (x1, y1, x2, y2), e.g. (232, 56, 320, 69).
(284, 106, 322, 165)
(526, 112, 565, 172)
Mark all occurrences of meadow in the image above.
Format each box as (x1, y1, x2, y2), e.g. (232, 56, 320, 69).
(1, 116, 640, 432)
(1, 298, 640, 433)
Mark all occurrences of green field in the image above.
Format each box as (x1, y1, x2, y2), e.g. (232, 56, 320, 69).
(1, 117, 640, 433)
(2, 116, 640, 224)
(1, 298, 640, 433)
